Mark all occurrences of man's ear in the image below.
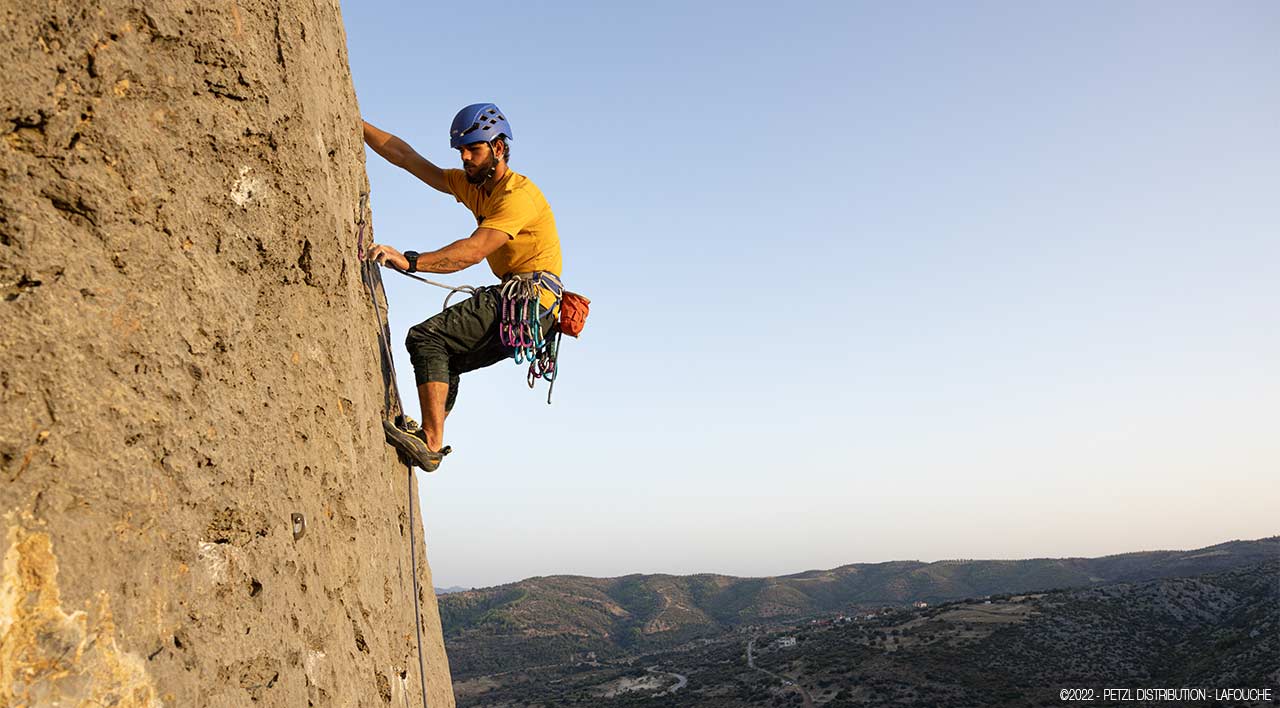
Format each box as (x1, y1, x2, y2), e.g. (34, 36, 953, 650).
(494, 138, 507, 162)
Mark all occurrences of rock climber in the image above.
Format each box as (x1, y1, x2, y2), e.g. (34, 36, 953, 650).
(363, 103, 562, 472)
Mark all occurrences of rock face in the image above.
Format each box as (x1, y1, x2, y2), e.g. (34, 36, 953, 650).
(1, 1, 454, 706)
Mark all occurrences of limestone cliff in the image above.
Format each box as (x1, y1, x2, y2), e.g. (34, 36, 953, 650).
(0, 1, 454, 705)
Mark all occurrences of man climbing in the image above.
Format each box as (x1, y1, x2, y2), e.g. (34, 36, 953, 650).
(363, 103, 562, 472)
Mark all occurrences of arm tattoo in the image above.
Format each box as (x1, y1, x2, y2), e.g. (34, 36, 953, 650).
(418, 256, 472, 273)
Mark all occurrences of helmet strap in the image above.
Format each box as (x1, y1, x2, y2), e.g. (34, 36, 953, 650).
(484, 143, 498, 183)
(482, 140, 500, 185)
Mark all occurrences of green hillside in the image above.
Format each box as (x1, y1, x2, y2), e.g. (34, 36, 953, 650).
(454, 560, 1279, 707)
(441, 537, 1278, 679)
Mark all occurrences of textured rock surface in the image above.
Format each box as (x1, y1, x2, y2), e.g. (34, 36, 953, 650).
(0, 1, 454, 706)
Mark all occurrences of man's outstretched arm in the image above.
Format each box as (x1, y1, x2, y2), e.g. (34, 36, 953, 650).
(362, 120, 451, 195)
(366, 227, 510, 274)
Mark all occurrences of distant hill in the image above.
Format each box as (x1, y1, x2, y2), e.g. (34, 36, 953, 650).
(735, 560, 1280, 707)
(436, 585, 472, 595)
(441, 536, 1279, 679)
(454, 560, 1279, 706)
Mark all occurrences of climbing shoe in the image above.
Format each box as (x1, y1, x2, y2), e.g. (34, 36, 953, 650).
(383, 419, 444, 472)
(395, 416, 453, 456)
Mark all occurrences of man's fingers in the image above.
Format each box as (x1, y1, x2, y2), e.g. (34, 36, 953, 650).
(366, 244, 402, 269)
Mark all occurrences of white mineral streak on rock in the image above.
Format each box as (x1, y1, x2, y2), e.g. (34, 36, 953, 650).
(197, 541, 228, 584)
(231, 166, 262, 206)
(397, 670, 411, 708)
(305, 647, 327, 670)
(304, 650, 327, 682)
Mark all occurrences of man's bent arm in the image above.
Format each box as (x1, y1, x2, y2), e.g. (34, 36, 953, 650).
(362, 120, 451, 195)
(408, 228, 510, 273)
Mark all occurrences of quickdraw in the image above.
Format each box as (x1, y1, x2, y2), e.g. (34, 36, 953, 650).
(500, 272, 563, 397)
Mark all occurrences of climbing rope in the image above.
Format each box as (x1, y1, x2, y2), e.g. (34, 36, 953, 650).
(405, 464, 431, 708)
(356, 194, 401, 412)
(390, 268, 479, 311)
(355, 193, 431, 708)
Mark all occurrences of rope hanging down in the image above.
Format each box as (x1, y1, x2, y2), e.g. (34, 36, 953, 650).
(355, 194, 432, 708)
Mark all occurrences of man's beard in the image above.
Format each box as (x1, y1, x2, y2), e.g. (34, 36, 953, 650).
(464, 153, 499, 185)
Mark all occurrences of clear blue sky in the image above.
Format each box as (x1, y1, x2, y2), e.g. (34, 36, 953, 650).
(344, 1, 1279, 589)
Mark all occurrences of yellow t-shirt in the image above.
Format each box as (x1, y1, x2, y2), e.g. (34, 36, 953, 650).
(443, 168, 562, 308)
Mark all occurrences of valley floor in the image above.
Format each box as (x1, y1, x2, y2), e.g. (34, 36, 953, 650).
(453, 561, 1278, 707)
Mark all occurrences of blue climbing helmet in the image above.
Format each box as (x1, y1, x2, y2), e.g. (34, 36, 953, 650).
(449, 103, 513, 149)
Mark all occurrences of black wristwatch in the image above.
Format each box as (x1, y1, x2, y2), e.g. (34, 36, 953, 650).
(403, 251, 420, 273)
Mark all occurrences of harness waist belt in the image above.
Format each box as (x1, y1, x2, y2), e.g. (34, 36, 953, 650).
(503, 271, 564, 298)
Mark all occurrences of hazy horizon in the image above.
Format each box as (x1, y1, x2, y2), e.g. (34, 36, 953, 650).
(346, 1, 1279, 589)
(437, 532, 1278, 590)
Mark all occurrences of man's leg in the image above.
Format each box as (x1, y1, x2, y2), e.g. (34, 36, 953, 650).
(403, 287, 504, 456)
(445, 373, 460, 418)
(416, 381, 449, 452)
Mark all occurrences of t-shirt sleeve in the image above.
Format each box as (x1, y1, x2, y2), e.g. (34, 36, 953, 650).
(480, 191, 537, 239)
(442, 169, 468, 203)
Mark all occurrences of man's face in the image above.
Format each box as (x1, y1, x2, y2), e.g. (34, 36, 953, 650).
(459, 142, 498, 184)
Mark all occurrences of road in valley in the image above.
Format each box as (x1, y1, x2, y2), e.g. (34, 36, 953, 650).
(646, 666, 688, 696)
(747, 637, 814, 708)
